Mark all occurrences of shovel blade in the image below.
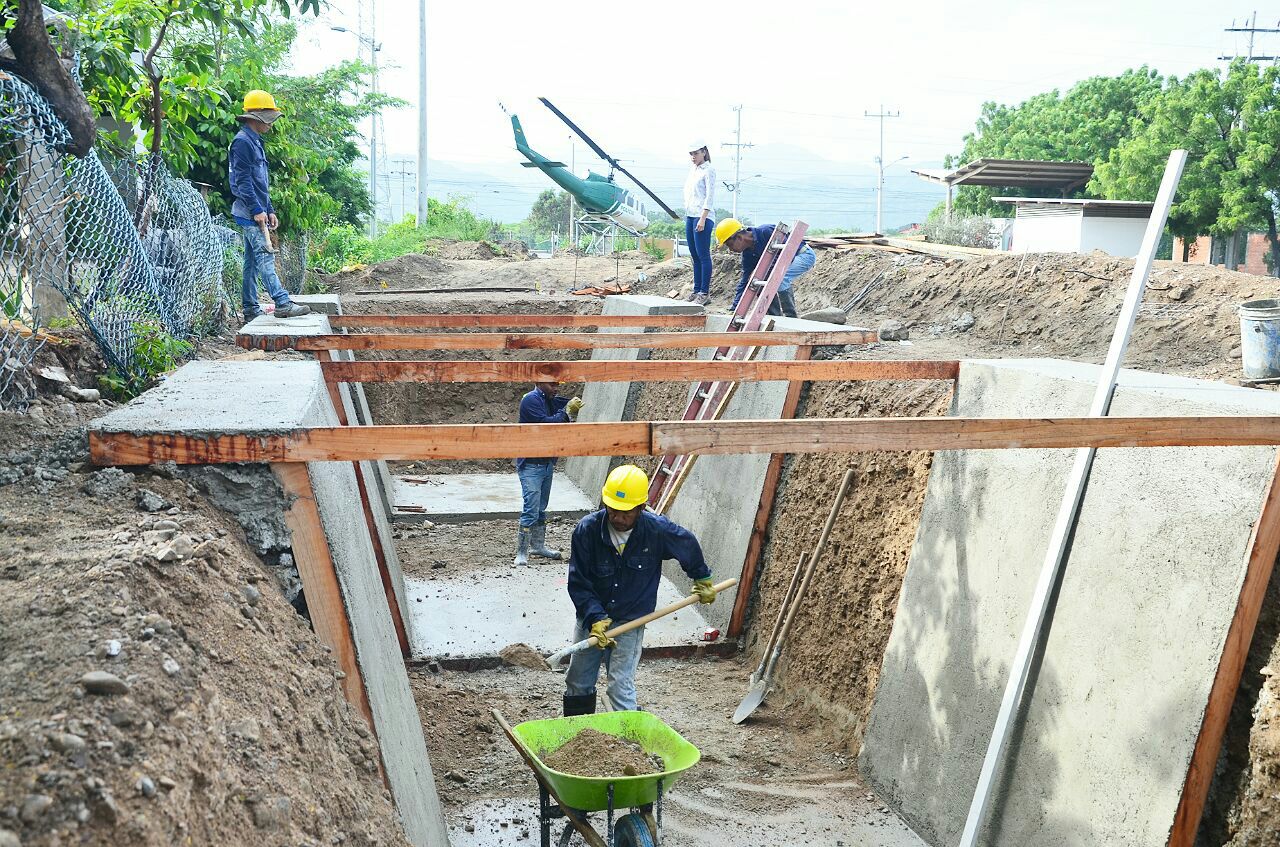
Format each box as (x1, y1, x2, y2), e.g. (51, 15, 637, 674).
(732, 681, 768, 724)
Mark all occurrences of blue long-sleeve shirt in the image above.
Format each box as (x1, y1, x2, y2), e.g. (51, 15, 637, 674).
(737, 224, 807, 291)
(567, 509, 711, 627)
(228, 125, 274, 224)
(515, 387, 570, 471)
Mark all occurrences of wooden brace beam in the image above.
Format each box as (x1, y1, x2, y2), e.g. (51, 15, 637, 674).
(318, 358, 959, 384)
(89, 416, 1280, 466)
(237, 329, 878, 353)
(329, 313, 706, 329)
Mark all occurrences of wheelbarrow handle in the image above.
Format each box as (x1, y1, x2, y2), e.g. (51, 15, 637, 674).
(546, 578, 738, 666)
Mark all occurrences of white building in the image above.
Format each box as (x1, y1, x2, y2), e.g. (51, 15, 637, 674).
(995, 197, 1153, 258)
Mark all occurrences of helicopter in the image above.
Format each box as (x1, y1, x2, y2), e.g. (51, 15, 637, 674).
(508, 97, 678, 237)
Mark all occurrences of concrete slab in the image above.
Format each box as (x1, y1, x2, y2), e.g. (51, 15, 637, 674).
(240, 310, 332, 338)
(563, 295, 702, 496)
(292, 293, 343, 315)
(860, 358, 1280, 847)
(90, 359, 449, 847)
(662, 315, 876, 630)
(405, 567, 710, 660)
(392, 472, 594, 523)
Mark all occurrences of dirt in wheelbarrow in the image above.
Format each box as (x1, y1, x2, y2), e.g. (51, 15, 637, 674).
(541, 728, 662, 778)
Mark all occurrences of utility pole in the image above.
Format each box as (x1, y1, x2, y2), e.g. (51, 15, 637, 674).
(416, 0, 428, 228)
(1220, 11, 1280, 62)
(568, 136, 575, 247)
(865, 104, 900, 234)
(723, 105, 754, 219)
(332, 19, 381, 237)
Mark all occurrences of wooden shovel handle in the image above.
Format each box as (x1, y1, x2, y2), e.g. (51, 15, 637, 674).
(258, 219, 277, 254)
(589, 578, 739, 645)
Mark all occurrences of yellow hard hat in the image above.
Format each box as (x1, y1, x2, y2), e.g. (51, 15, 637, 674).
(601, 464, 649, 510)
(714, 218, 744, 246)
(242, 89, 279, 112)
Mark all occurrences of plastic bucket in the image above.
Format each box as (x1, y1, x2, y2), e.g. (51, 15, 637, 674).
(1239, 299, 1280, 379)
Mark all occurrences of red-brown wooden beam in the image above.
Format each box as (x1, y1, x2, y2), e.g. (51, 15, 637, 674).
(329, 313, 706, 329)
(317, 358, 959, 384)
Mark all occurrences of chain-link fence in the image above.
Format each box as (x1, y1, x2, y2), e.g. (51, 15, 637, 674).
(0, 71, 311, 409)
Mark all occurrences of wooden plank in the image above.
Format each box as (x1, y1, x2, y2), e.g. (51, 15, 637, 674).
(318, 358, 960, 384)
(272, 463, 377, 731)
(729, 345, 812, 638)
(318, 351, 350, 427)
(1169, 452, 1280, 847)
(350, 460, 411, 658)
(237, 329, 878, 353)
(329, 313, 705, 329)
(89, 416, 1280, 466)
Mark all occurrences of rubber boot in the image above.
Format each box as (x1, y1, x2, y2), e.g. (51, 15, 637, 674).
(777, 289, 798, 318)
(530, 523, 563, 560)
(563, 693, 596, 717)
(513, 526, 530, 567)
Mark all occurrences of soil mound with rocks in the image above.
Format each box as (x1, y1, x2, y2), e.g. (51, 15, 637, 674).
(541, 729, 661, 778)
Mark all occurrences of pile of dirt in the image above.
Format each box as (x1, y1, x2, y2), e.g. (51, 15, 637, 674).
(541, 729, 661, 778)
(497, 643, 550, 671)
(0, 345, 409, 847)
(327, 253, 453, 293)
(435, 240, 504, 261)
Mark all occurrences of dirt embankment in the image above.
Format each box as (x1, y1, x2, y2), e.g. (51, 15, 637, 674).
(0, 343, 408, 847)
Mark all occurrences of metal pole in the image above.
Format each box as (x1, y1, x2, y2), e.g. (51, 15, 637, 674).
(957, 149, 1188, 847)
(368, 4, 379, 239)
(416, 0, 428, 228)
(568, 136, 575, 247)
(732, 104, 742, 219)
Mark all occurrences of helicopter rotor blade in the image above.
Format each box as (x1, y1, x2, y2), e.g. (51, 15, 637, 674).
(539, 97, 680, 220)
(539, 97, 615, 168)
(613, 162, 680, 220)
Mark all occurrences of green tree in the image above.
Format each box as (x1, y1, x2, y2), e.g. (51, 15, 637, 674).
(526, 189, 572, 237)
(1095, 62, 1280, 270)
(947, 67, 1164, 216)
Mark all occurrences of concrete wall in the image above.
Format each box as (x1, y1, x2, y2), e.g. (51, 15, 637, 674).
(1079, 215, 1149, 258)
(860, 358, 1280, 847)
(662, 315, 874, 630)
(90, 360, 449, 847)
(562, 295, 702, 498)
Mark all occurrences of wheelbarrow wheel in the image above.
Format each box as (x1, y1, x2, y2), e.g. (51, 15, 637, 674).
(613, 813, 656, 847)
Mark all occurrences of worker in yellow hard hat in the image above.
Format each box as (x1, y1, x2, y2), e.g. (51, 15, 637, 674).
(714, 217, 817, 319)
(229, 89, 310, 321)
(562, 464, 718, 715)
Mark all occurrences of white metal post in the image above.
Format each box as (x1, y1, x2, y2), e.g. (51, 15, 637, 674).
(416, 0, 428, 228)
(368, 1, 378, 238)
(957, 149, 1188, 847)
(732, 105, 742, 219)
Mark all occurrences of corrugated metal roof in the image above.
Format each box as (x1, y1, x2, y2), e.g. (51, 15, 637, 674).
(913, 158, 1094, 190)
(994, 197, 1153, 219)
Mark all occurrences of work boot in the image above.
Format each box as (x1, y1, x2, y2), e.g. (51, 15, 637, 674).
(693, 293, 710, 306)
(512, 526, 531, 567)
(273, 302, 312, 318)
(683, 290, 698, 302)
(530, 523, 563, 560)
(563, 693, 596, 717)
(776, 289, 798, 319)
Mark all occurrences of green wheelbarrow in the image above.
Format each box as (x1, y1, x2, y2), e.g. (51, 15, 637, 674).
(492, 709, 701, 847)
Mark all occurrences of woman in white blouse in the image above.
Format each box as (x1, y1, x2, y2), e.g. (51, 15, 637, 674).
(683, 141, 716, 305)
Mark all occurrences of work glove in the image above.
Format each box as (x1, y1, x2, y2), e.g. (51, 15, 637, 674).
(590, 618, 616, 650)
(566, 397, 584, 419)
(692, 578, 717, 604)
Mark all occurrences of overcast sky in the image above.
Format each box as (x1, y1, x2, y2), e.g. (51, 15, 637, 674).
(284, 0, 1268, 225)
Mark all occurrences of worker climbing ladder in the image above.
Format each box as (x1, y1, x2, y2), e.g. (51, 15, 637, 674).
(647, 220, 809, 511)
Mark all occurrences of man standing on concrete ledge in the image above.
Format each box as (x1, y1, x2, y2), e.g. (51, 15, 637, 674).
(563, 465, 718, 715)
(716, 218, 817, 319)
(229, 89, 310, 322)
(514, 381, 584, 567)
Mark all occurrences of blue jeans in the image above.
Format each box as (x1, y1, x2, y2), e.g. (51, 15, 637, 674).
(517, 462, 555, 528)
(733, 244, 818, 310)
(240, 223, 292, 318)
(564, 622, 645, 711)
(685, 216, 714, 294)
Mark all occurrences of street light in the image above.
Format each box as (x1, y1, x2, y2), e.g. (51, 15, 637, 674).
(721, 174, 763, 216)
(332, 26, 382, 238)
(873, 154, 908, 235)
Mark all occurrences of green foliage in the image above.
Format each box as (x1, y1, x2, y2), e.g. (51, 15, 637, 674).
(643, 219, 681, 239)
(643, 242, 666, 261)
(98, 321, 194, 399)
(1095, 62, 1280, 245)
(921, 215, 997, 248)
(309, 198, 500, 272)
(947, 67, 1164, 216)
(526, 190, 572, 238)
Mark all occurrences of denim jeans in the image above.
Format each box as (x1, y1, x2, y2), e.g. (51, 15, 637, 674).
(733, 244, 817, 312)
(240, 223, 292, 318)
(564, 621, 645, 711)
(685, 216, 714, 294)
(517, 462, 555, 528)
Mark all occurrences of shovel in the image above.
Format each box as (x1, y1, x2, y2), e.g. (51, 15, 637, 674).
(747, 549, 810, 689)
(545, 577, 738, 667)
(733, 468, 856, 724)
(258, 218, 277, 254)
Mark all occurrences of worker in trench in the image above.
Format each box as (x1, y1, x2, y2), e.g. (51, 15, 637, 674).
(715, 218, 817, 318)
(513, 381, 584, 566)
(563, 465, 719, 715)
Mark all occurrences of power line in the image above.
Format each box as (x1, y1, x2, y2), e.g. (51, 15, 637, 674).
(865, 105, 901, 235)
(1219, 11, 1280, 62)
(723, 105, 755, 218)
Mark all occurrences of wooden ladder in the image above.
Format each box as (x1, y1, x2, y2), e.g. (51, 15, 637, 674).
(647, 220, 809, 511)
